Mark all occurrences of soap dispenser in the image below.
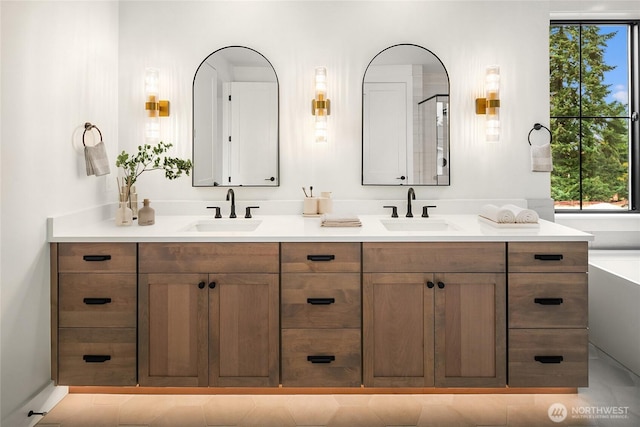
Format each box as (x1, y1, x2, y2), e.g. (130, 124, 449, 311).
(138, 199, 155, 226)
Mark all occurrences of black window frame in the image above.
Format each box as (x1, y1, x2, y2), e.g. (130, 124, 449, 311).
(550, 20, 639, 214)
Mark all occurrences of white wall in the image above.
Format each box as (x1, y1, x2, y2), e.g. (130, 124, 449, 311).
(117, 1, 552, 205)
(0, 1, 119, 425)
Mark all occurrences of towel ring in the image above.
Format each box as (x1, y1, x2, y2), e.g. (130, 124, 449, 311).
(83, 122, 103, 147)
(528, 123, 552, 146)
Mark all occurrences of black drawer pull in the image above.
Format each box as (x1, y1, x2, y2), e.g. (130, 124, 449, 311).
(83, 355, 111, 363)
(307, 355, 335, 364)
(534, 254, 564, 261)
(534, 355, 564, 364)
(82, 255, 112, 262)
(83, 298, 112, 305)
(307, 255, 335, 262)
(534, 298, 563, 305)
(307, 298, 335, 305)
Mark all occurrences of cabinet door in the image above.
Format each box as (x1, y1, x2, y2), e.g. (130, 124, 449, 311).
(434, 273, 506, 387)
(363, 273, 434, 387)
(139, 274, 208, 387)
(209, 273, 279, 387)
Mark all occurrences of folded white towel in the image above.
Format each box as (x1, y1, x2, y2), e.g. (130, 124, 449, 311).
(85, 141, 111, 176)
(479, 204, 538, 224)
(502, 204, 539, 223)
(479, 204, 516, 223)
(531, 143, 553, 172)
(321, 214, 362, 227)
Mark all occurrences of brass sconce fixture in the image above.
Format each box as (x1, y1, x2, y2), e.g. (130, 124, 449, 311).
(312, 67, 330, 143)
(475, 65, 500, 142)
(144, 68, 169, 142)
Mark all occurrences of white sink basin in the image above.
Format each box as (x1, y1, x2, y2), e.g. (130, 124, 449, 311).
(185, 219, 262, 232)
(380, 218, 457, 232)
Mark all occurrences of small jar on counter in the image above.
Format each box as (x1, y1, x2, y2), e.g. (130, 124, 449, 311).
(138, 199, 155, 226)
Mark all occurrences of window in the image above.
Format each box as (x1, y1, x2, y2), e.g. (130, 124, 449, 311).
(550, 21, 639, 212)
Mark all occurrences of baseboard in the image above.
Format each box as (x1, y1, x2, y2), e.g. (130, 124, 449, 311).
(1, 381, 68, 427)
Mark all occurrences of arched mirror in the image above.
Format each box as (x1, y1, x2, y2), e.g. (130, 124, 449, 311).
(362, 44, 449, 186)
(193, 46, 279, 187)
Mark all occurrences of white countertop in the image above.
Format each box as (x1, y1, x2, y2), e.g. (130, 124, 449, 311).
(47, 211, 594, 243)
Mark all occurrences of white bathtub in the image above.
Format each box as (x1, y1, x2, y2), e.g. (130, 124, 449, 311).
(588, 250, 640, 376)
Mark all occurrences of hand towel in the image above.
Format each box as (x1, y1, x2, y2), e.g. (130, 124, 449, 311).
(502, 204, 539, 223)
(531, 143, 553, 172)
(479, 204, 516, 223)
(321, 213, 362, 227)
(84, 141, 111, 176)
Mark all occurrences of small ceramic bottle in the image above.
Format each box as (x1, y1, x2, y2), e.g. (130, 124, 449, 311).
(115, 202, 133, 226)
(138, 199, 155, 226)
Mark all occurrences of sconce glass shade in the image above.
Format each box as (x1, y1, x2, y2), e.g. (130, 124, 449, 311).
(485, 65, 500, 142)
(312, 67, 330, 143)
(315, 67, 327, 99)
(145, 116, 160, 143)
(315, 115, 328, 143)
(145, 68, 160, 118)
(475, 65, 500, 142)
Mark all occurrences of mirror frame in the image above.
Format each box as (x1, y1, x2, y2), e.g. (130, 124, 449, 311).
(361, 43, 450, 186)
(192, 45, 280, 187)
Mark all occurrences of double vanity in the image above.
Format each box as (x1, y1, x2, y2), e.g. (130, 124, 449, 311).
(49, 210, 592, 392)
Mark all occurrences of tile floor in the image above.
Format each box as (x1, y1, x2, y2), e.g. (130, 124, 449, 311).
(36, 345, 639, 427)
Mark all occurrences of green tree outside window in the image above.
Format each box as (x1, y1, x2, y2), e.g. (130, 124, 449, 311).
(550, 24, 630, 210)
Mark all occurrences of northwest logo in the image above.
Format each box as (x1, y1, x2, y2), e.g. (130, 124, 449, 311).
(548, 403, 568, 423)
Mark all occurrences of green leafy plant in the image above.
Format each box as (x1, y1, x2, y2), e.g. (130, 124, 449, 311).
(115, 141, 192, 196)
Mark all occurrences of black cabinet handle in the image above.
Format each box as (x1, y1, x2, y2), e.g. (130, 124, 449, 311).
(209, 281, 216, 289)
(82, 255, 111, 262)
(307, 255, 335, 262)
(83, 298, 112, 305)
(307, 298, 335, 305)
(426, 281, 435, 289)
(307, 355, 335, 364)
(437, 282, 445, 289)
(534, 298, 564, 305)
(83, 355, 111, 363)
(534, 254, 564, 261)
(198, 281, 206, 289)
(534, 355, 564, 364)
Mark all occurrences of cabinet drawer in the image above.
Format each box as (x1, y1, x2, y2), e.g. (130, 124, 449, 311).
(282, 273, 360, 328)
(58, 243, 136, 273)
(281, 328, 361, 387)
(509, 273, 587, 328)
(509, 329, 588, 387)
(59, 273, 136, 328)
(508, 242, 588, 273)
(58, 327, 136, 386)
(281, 243, 361, 273)
(363, 242, 505, 273)
(139, 242, 279, 273)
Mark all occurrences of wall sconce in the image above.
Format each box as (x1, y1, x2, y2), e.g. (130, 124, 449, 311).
(475, 65, 500, 142)
(144, 68, 169, 142)
(312, 67, 330, 143)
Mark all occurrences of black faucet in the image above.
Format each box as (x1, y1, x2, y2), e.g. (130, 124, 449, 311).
(226, 189, 236, 218)
(406, 187, 415, 217)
